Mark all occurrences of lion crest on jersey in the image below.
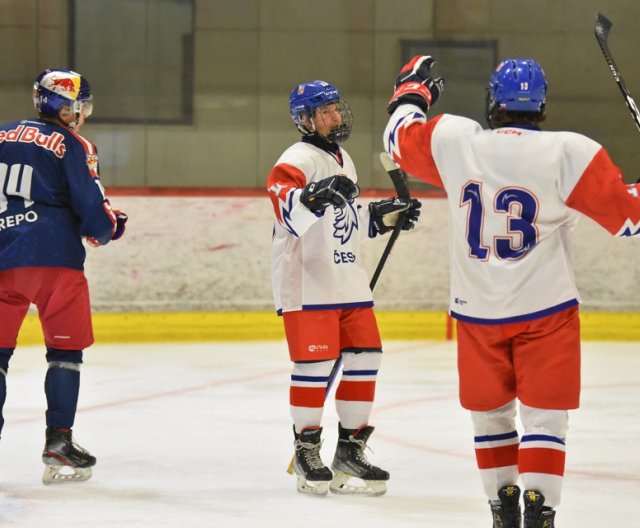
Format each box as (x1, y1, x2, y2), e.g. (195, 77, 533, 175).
(333, 201, 358, 244)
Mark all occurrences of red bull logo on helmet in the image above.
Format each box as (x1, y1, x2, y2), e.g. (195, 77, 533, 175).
(44, 73, 81, 101)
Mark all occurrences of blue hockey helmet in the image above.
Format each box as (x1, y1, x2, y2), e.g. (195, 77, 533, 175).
(289, 80, 353, 143)
(486, 58, 547, 116)
(33, 68, 94, 118)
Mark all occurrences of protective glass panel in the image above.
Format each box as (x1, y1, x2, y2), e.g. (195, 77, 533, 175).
(400, 40, 497, 190)
(401, 40, 497, 124)
(71, 0, 194, 124)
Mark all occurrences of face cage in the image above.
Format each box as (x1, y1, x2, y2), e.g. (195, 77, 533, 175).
(325, 99, 353, 143)
(296, 99, 354, 143)
(485, 92, 497, 128)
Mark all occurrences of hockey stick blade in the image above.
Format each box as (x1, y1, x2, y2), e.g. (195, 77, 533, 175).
(594, 13, 612, 52)
(594, 12, 640, 134)
(379, 152, 410, 201)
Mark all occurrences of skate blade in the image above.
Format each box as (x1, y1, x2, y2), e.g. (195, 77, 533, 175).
(329, 471, 387, 496)
(42, 465, 93, 485)
(295, 475, 330, 496)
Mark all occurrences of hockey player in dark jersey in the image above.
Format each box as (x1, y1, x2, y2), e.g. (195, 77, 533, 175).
(0, 68, 127, 484)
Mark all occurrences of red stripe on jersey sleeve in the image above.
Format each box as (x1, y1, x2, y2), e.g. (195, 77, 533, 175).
(394, 113, 445, 189)
(518, 447, 565, 476)
(68, 129, 96, 155)
(68, 129, 100, 178)
(267, 163, 308, 224)
(102, 201, 117, 235)
(566, 147, 640, 235)
(475, 443, 519, 469)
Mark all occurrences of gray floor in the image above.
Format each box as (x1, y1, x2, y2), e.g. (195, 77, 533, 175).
(0, 340, 638, 527)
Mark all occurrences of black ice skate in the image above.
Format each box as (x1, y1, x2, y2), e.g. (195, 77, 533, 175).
(41, 427, 96, 484)
(292, 427, 333, 496)
(523, 489, 556, 528)
(490, 485, 522, 528)
(329, 423, 389, 496)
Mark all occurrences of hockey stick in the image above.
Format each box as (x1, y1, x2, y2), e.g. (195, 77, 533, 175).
(286, 152, 411, 475)
(324, 153, 410, 415)
(594, 13, 640, 134)
(370, 152, 411, 289)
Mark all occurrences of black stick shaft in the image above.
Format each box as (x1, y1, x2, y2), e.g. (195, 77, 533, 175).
(370, 153, 411, 290)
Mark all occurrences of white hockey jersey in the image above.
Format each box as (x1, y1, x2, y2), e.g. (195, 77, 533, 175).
(384, 105, 640, 324)
(267, 139, 374, 314)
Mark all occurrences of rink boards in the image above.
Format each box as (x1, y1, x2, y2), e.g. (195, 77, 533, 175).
(16, 310, 640, 345)
(15, 194, 638, 346)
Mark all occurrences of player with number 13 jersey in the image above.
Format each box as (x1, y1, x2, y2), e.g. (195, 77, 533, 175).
(384, 54, 640, 528)
(385, 61, 640, 325)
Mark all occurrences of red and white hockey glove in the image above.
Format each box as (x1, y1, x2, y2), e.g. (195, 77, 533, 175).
(387, 55, 445, 114)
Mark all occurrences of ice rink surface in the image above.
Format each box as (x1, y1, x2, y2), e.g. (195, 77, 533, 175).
(0, 340, 638, 527)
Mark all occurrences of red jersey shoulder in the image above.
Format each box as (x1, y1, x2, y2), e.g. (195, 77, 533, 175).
(68, 129, 100, 178)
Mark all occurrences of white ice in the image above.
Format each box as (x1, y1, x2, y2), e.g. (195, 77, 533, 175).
(0, 340, 638, 527)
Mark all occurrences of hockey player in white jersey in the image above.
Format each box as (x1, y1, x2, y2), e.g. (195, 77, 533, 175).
(384, 56, 640, 527)
(268, 80, 421, 496)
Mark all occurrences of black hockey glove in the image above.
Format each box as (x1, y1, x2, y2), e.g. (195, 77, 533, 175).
(300, 175, 359, 213)
(387, 55, 445, 114)
(369, 197, 422, 236)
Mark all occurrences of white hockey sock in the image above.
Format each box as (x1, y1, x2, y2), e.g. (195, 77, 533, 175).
(335, 351, 381, 429)
(519, 403, 568, 507)
(471, 400, 519, 501)
(290, 360, 335, 433)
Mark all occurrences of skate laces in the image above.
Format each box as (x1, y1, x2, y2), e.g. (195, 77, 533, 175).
(68, 438, 90, 457)
(296, 439, 325, 470)
(348, 434, 375, 468)
(51, 434, 89, 458)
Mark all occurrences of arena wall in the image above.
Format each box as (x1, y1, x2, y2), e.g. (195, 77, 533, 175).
(18, 194, 640, 344)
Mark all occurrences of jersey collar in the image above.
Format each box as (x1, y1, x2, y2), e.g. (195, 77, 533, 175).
(302, 134, 344, 166)
(502, 123, 541, 131)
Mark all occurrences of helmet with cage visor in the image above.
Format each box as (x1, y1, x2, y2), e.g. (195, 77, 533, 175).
(289, 80, 353, 143)
(33, 69, 94, 122)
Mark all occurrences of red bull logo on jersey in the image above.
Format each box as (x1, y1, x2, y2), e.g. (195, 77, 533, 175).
(86, 153, 99, 174)
(0, 125, 66, 158)
(45, 74, 80, 100)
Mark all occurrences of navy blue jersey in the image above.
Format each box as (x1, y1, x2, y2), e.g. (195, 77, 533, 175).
(0, 118, 116, 271)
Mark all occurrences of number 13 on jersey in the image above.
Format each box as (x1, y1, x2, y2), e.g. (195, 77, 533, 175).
(460, 180, 539, 261)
